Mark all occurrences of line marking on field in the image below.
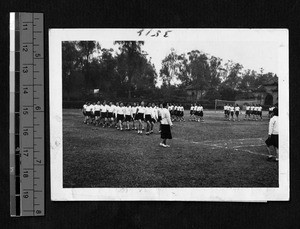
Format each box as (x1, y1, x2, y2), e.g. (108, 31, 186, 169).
(176, 137, 268, 157)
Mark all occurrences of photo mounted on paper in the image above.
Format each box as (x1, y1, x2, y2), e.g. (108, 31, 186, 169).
(50, 29, 289, 201)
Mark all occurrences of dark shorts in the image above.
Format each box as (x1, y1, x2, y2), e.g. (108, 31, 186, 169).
(101, 112, 107, 118)
(86, 111, 91, 117)
(161, 124, 172, 139)
(95, 111, 100, 116)
(235, 111, 239, 116)
(157, 116, 162, 122)
(125, 115, 131, 122)
(107, 112, 113, 118)
(224, 110, 226, 115)
(190, 110, 193, 115)
(230, 111, 234, 116)
(145, 114, 152, 122)
(199, 111, 203, 117)
(195, 111, 200, 116)
(246, 110, 250, 115)
(117, 114, 124, 122)
(136, 113, 144, 121)
(265, 134, 278, 148)
(83, 111, 87, 116)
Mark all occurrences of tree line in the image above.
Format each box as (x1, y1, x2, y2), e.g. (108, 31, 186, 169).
(62, 41, 277, 103)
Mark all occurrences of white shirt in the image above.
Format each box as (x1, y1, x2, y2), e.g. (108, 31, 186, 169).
(116, 106, 125, 115)
(191, 106, 194, 111)
(107, 105, 114, 113)
(160, 108, 173, 125)
(235, 106, 240, 112)
(268, 116, 278, 135)
(101, 104, 108, 112)
(125, 107, 132, 116)
(94, 104, 101, 111)
(131, 106, 137, 115)
(157, 108, 162, 117)
(137, 106, 146, 114)
(152, 107, 158, 119)
(225, 106, 229, 110)
(91, 105, 96, 112)
(145, 107, 152, 115)
(230, 106, 234, 112)
(83, 104, 87, 111)
(196, 106, 201, 111)
(258, 106, 262, 112)
(114, 106, 120, 115)
(86, 105, 93, 112)
(246, 106, 250, 110)
(254, 106, 259, 111)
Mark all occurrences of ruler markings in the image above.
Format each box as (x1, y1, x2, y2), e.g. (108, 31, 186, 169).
(10, 12, 44, 217)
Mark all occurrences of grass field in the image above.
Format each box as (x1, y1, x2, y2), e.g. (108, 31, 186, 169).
(63, 109, 278, 188)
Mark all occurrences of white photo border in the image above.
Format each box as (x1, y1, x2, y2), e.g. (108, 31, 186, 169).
(50, 29, 289, 201)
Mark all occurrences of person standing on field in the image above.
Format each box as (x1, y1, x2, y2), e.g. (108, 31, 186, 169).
(160, 102, 173, 148)
(265, 107, 279, 161)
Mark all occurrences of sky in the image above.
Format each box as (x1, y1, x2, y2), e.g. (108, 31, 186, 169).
(87, 29, 286, 86)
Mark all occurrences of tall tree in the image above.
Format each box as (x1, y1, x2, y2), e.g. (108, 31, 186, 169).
(160, 49, 182, 86)
(223, 60, 243, 89)
(62, 41, 81, 101)
(114, 41, 145, 99)
(76, 41, 99, 90)
(187, 50, 210, 99)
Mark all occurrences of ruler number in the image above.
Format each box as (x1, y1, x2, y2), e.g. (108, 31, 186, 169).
(23, 170, 29, 178)
(23, 191, 29, 199)
(36, 210, 42, 215)
(23, 128, 29, 136)
(35, 53, 41, 58)
(23, 87, 29, 94)
(22, 23, 28, 30)
(22, 45, 28, 52)
(22, 66, 28, 74)
(35, 106, 41, 111)
(23, 149, 29, 157)
(23, 107, 29, 115)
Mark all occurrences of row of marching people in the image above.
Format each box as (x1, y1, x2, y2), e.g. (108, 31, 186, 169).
(82, 101, 167, 135)
(82, 101, 174, 147)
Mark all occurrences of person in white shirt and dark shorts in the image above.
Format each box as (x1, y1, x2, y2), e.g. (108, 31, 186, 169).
(234, 104, 240, 122)
(160, 102, 173, 148)
(265, 107, 279, 161)
(116, 102, 125, 131)
(136, 101, 146, 134)
(124, 103, 132, 130)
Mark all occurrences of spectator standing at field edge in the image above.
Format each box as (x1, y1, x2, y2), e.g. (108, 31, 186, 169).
(265, 107, 279, 161)
(160, 102, 173, 148)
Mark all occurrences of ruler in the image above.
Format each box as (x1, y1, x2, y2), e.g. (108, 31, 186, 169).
(10, 12, 45, 217)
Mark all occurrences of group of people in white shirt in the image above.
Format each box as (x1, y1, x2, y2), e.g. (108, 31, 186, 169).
(168, 104, 185, 122)
(189, 104, 204, 122)
(82, 101, 174, 147)
(223, 104, 241, 121)
(244, 104, 263, 121)
(82, 101, 172, 136)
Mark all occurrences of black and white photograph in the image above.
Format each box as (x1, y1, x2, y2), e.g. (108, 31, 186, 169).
(50, 29, 289, 201)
